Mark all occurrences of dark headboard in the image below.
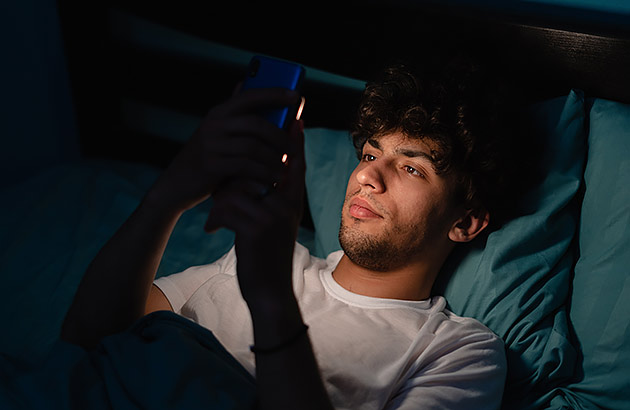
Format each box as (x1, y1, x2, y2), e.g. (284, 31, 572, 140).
(57, 1, 630, 167)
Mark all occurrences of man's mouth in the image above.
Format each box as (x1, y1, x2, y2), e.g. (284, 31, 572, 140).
(349, 197, 383, 219)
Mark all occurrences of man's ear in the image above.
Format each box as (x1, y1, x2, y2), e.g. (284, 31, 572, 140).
(448, 207, 490, 243)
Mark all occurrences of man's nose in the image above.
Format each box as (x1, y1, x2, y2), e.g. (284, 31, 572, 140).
(356, 162, 386, 193)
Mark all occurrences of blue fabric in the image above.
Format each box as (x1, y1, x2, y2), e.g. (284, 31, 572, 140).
(0, 161, 157, 362)
(0, 311, 256, 409)
(560, 98, 630, 410)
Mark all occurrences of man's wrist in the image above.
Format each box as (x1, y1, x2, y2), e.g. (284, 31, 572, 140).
(248, 292, 306, 349)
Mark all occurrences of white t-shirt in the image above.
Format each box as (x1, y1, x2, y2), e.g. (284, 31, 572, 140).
(154, 242, 506, 410)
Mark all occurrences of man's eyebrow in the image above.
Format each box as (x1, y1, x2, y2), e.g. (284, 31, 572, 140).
(366, 137, 437, 170)
(366, 138, 381, 150)
(396, 147, 436, 165)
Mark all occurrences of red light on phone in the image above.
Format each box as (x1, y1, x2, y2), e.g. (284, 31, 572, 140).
(296, 96, 305, 121)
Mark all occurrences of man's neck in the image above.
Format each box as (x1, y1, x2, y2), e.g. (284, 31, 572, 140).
(331, 255, 439, 301)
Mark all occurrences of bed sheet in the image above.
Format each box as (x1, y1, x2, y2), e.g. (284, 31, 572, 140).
(0, 311, 255, 409)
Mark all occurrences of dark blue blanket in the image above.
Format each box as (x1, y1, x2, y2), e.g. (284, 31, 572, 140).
(0, 311, 256, 409)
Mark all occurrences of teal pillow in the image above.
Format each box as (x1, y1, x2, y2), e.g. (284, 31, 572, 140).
(437, 91, 586, 409)
(559, 98, 630, 410)
(303, 90, 587, 410)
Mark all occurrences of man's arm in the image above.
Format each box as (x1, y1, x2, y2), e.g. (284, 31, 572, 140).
(61, 87, 335, 409)
(61, 88, 302, 348)
(60, 194, 181, 348)
(204, 118, 334, 410)
(145, 284, 173, 314)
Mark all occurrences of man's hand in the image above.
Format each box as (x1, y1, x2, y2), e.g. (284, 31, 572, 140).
(203, 117, 306, 306)
(146, 88, 302, 216)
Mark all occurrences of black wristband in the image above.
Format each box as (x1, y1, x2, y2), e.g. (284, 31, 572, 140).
(250, 324, 309, 354)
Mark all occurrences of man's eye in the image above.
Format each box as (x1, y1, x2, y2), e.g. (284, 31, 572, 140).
(362, 154, 376, 162)
(404, 166, 425, 178)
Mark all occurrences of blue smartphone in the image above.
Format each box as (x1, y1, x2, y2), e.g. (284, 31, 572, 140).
(241, 55, 306, 129)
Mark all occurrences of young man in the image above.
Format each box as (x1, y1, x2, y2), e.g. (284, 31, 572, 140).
(62, 59, 522, 409)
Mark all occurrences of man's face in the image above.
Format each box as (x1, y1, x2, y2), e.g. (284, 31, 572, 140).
(339, 132, 462, 271)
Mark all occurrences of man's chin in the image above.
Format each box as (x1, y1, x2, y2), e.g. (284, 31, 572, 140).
(338, 225, 398, 272)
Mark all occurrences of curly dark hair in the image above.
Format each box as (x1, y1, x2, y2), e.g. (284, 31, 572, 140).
(350, 56, 535, 229)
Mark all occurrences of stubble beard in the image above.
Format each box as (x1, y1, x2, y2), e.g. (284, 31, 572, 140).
(338, 217, 423, 272)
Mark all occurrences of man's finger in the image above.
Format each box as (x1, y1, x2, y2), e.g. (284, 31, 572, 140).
(281, 119, 306, 203)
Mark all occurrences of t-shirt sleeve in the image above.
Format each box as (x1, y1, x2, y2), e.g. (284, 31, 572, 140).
(153, 246, 236, 314)
(385, 325, 507, 410)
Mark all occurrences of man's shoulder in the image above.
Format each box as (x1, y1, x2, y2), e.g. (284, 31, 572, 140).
(430, 296, 502, 344)
(421, 297, 506, 377)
